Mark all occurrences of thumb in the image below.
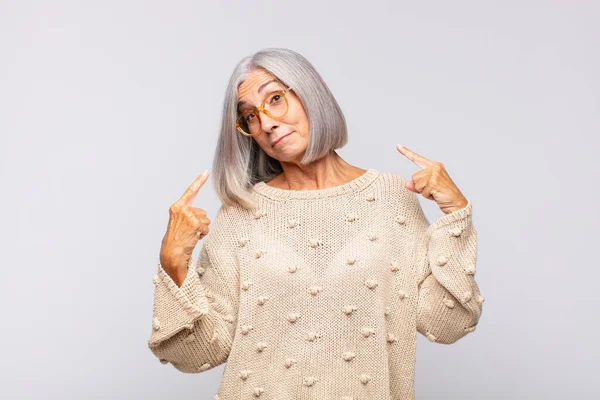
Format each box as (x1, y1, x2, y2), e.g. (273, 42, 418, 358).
(404, 179, 418, 193)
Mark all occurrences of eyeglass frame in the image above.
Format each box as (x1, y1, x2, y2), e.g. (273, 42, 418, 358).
(235, 87, 293, 137)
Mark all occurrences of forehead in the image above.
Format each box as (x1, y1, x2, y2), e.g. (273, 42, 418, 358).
(237, 69, 283, 101)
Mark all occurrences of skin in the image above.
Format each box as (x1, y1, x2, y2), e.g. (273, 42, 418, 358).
(237, 68, 469, 215)
(160, 69, 469, 286)
(396, 144, 468, 215)
(237, 68, 367, 190)
(160, 170, 211, 287)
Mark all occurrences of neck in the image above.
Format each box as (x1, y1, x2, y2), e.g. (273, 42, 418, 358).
(267, 151, 366, 190)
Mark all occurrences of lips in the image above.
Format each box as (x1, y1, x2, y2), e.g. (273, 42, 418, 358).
(272, 132, 293, 147)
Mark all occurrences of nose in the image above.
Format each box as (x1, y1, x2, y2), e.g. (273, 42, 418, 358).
(258, 109, 280, 133)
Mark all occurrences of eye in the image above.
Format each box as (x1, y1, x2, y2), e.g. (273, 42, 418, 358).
(269, 93, 283, 104)
(244, 113, 256, 122)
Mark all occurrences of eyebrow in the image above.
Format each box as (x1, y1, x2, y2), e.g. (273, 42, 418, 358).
(237, 79, 282, 109)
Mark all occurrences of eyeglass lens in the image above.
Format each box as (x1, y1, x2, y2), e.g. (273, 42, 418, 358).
(238, 91, 288, 135)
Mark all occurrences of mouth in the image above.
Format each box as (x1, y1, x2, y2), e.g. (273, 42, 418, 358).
(272, 131, 294, 147)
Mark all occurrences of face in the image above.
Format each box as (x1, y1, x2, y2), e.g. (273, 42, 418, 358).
(237, 69, 310, 163)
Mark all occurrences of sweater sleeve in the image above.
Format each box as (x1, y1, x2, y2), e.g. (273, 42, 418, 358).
(405, 187, 485, 344)
(147, 238, 239, 372)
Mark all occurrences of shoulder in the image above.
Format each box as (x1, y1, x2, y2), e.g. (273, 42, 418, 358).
(375, 170, 406, 186)
(372, 170, 408, 194)
(203, 202, 249, 254)
(371, 170, 420, 208)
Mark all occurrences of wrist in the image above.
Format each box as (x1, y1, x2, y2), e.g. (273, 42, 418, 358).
(444, 199, 469, 214)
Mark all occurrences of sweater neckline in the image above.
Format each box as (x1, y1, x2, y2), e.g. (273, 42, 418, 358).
(252, 168, 380, 200)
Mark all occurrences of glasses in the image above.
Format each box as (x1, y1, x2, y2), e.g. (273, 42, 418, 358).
(236, 87, 293, 137)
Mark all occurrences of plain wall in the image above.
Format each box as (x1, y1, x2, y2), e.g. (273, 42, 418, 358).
(1, 1, 598, 398)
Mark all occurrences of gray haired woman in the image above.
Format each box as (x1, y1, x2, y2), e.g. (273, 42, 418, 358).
(148, 47, 484, 400)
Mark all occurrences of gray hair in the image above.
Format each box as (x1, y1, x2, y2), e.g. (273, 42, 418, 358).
(211, 47, 348, 209)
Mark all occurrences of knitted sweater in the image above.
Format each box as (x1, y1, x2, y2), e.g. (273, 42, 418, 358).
(147, 168, 484, 400)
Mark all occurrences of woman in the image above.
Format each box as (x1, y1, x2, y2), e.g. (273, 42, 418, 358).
(147, 48, 484, 399)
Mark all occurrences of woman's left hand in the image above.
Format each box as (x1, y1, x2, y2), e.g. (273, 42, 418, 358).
(396, 144, 469, 215)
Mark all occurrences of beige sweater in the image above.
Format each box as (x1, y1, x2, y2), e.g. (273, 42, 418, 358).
(147, 168, 484, 399)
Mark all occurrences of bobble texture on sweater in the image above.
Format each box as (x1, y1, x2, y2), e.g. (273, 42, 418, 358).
(147, 169, 484, 399)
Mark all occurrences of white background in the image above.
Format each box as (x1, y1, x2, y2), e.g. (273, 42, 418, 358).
(1, 1, 598, 398)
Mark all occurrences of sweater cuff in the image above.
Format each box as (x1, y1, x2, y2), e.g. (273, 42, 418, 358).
(425, 200, 478, 303)
(148, 258, 210, 347)
(426, 200, 472, 234)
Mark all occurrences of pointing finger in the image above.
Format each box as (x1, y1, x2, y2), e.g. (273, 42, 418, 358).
(396, 144, 433, 169)
(178, 170, 209, 206)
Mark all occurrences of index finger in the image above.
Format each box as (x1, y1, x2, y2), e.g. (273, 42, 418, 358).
(178, 170, 209, 205)
(396, 144, 434, 169)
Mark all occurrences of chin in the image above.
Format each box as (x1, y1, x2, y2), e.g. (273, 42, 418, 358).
(273, 148, 307, 163)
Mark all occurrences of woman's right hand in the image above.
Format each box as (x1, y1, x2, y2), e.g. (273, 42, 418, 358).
(159, 170, 211, 286)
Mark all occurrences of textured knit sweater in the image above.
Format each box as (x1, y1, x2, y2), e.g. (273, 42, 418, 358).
(147, 168, 484, 400)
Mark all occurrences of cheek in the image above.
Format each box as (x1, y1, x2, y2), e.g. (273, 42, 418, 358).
(254, 136, 268, 148)
(286, 100, 307, 123)
(288, 110, 309, 132)
(254, 136, 274, 153)
(298, 112, 310, 132)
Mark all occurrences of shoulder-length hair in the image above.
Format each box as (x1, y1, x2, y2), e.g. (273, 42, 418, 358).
(211, 47, 348, 210)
